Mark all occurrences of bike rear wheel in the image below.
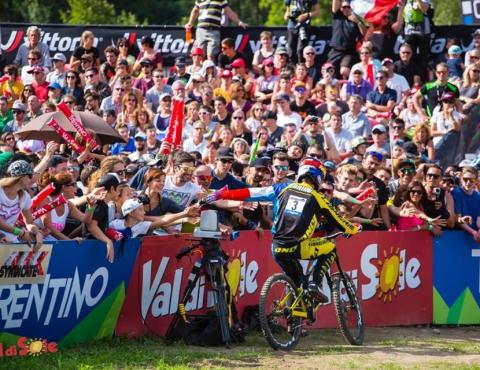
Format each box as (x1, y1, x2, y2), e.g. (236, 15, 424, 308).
(259, 273, 302, 351)
(331, 272, 365, 345)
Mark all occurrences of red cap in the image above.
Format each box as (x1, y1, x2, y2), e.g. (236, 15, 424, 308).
(262, 58, 274, 67)
(221, 69, 233, 78)
(29, 66, 44, 73)
(191, 47, 204, 56)
(231, 59, 246, 69)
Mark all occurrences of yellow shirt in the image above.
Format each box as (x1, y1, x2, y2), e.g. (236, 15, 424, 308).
(0, 81, 24, 108)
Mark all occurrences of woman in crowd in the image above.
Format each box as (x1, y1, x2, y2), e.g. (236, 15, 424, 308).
(62, 70, 84, 105)
(186, 74, 204, 103)
(218, 126, 234, 148)
(187, 48, 204, 75)
(116, 37, 136, 67)
(253, 126, 272, 154)
(231, 137, 250, 161)
(230, 109, 252, 145)
(252, 31, 275, 75)
(397, 95, 423, 136)
(88, 156, 126, 191)
(70, 30, 100, 71)
(0, 132, 16, 153)
(133, 36, 163, 73)
(0, 160, 43, 244)
(430, 92, 464, 147)
(118, 92, 140, 126)
(460, 62, 480, 112)
(1, 65, 23, 106)
(291, 63, 313, 92)
(245, 102, 264, 137)
(201, 60, 217, 86)
(133, 107, 152, 135)
(40, 173, 97, 241)
(203, 141, 219, 167)
(228, 82, 252, 116)
(254, 58, 277, 105)
(142, 168, 184, 217)
(182, 100, 201, 140)
(412, 123, 435, 162)
(20, 84, 35, 104)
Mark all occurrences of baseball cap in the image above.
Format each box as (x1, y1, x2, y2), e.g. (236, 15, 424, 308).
(261, 110, 277, 120)
(175, 56, 186, 67)
(159, 93, 172, 101)
(250, 157, 269, 168)
(48, 82, 62, 90)
(97, 173, 122, 190)
(29, 66, 44, 73)
(122, 198, 143, 217)
(274, 93, 290, 102)
(472, 29, 480, 37)
(7, 160, 34, 178)
(294, 81, 306, 92)
(231, 59, 246, 69)
(448, 45, 462, 55)
(381, 58, 394, 65)
(275, 46, 288, 55)
(191, 47, 204, 56)
(217, 147, 234, 159)
(291, 140, 307, 153)
(322, 62, 334, 69)
(221, 69, 233, 78)
(350, 136, 368, 148)
(402, 142, 418, 158)
(140, 58, 153, 66)
(12, 100, 26, 111)
(262, 58, 274, 67)
(117, 59, 128, 67)
(52, 52, 67, 62)
(135, 132, 146, 141)
(440, 91, 456, 102)
(372, 124, 386, 134)
(398, 158, 416, 169)
(323, 160, 336, 171)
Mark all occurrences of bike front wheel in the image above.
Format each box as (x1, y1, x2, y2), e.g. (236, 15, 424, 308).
(331, 272, 365, 345)
(259, 273, 302, 351)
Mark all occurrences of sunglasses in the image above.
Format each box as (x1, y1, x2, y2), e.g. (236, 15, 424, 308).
(305, 52, 315, 55)
(409, 189, 423, 195)
(462, 177, 476, 183)
(400, 167, 415, 175)
(232, 116, 244, 120)
(372, 130, 384, 135)
(127, 98, 137, 102)
(195, 174, 212, 182)
(179, 166, 195, 173)
(13, 110, 24, 114)
(66, 75, 76, 79)
(426, 173, 440, 179)
(115, 88, 125, 91)
(5, 136, 14, 141)
(471, 56, 480, 60)
(319, 188, 333, 194)
(375, 76, 384, 80)
(308, 153, 323, 160)
(153, 75, 163, 78)
(342, 5, 351, 9)
(274, 165, 289, 171)
(436, 70, 448, 75)
(472, 70, 480, 73)
(360, 52, 370, 55)
(220, 158, 233, 164)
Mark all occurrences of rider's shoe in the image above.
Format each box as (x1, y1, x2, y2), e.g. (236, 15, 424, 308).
(308, 282, 329, 304)
(306, 302, 316, 324)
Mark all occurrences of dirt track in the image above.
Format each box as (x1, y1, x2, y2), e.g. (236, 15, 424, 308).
(206, 326, 480, 369)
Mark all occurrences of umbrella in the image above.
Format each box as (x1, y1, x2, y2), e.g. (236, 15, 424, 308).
(15, 111, 125, 145)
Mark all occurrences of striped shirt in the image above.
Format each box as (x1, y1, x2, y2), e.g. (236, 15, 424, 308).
(196, 0, 228, 29)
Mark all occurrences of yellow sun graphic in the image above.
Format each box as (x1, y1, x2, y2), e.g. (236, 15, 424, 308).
(375, 247, 403, 303)
(225, 249, 242, 302)
(26, 339, 46, 356)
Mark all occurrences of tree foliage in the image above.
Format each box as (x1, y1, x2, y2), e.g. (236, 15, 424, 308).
(432, 0, 461, 26)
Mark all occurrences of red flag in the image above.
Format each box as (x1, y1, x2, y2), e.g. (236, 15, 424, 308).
(351, 0, 399, 25)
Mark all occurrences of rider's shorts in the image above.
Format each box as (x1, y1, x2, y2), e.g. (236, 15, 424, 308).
(273, 237, 336, 260)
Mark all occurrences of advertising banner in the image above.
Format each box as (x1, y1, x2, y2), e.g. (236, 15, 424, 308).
(116, 231, 278, 337)
(314, 231, 433, 328)
(0, 239, 140, 348)
(0, 24, 478, 67)
(0, 244, 52, 285)
(433, 231, 480, 324)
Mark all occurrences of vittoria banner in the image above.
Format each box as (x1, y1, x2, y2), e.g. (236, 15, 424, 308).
(0, 24, 478, 66)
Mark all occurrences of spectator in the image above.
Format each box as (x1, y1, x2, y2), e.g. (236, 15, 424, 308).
(275, 93, 302, 129)
(452, 166, 480, 242)
(227, 82, 252, 115)
(63, 70, 84, 105)
(116, 37, 136, 67)
(46, 53, 67, 87)
(84, 92, 101, 115)
(260, 110, 283, 147)
(341, 68, 372, 102)
(185, 2, 246, 62)
(460, 62, 480, 114)
(145, 124, 161, 156)
(0, 160, 43, 244)
(211, 147, 248, 189)
(389, 158, 416, 197)
(167, 57, 191, 86)
(252, 31, 275, 74)
(230, 109, 252, 144)
(344, 137, 368, 165)
(366, 70, 396, 117)
(20, 49, 42, 85)
(142, 168, 184, 216)
(118, 92, 140, 125)
(30, 66, 49, 103)
(100, 82, 125, 116)
(342, 94, 371, 137)
(100, 46, 119, 83)
(1, 65, 23, 107)
(383, 58, 410, 104)
(394, 43, 418, 87)
(214, 70, 234, 102)
(316, 84, 349, 116)
(217, 38, 247, 70)
(213, 97, 232, 127)
(397, 94, 423, 132)
(5, 101, 27, 133)
(145, 69, 173, 114)
(393, 181, 433, 231)
(412, 123, 435, 162)
(231, 59, 254, 98)
(326, 112, 352, 158)
(183, 121, 208, 156)
(111, 123, 135, 155)
(349, 45, 381, 87)
(291, 81, 316, 119)
(162, 152, 202, 207)
(367, 124, 390, 156)
(46, 82, 62, 104)
(187, 47, 205, 76)
(133, 36, 163, 73)
(303, 45, 320, 86)
(328, 0, 366, 79)
(14, 26, 52, 69)
(465, 29, 480, 67)
(272, 152, 292, 184)
(0, 97, 12, 132)
(70, 30, 100, 71)
(447, 45, 464, 79)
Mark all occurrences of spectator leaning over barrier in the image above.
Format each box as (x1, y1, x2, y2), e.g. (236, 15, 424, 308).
(85, 173, 122, 263)
(210, 147, 248, 190)
(452, 166, 480, 242)
(421, 164, 456, 229)
(14, 26, 52, 69)
(185, 0, 247, 62)
(0, 159, 43, 245)
(388, 158, 416, 198)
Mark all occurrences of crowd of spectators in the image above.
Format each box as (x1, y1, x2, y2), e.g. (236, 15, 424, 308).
(1, 8, 480, 262)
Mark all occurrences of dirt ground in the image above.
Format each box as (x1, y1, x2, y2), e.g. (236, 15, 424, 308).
(202, 326, 480, 369)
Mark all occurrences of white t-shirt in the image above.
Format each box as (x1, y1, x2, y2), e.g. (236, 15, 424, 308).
(0, 187, 32, 242)
(326, 128, 353, 153)
(183, 138, 208, 157)
(277, 111, 302, 129)
(431, 106, 462, 146)
(162, 176, 201, 208)
(387, 73, 410, 104)
(109, 219, 152, 238)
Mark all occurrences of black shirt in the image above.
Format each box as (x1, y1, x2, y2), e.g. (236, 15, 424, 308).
(422, 188, 450, 220)
(330, 10, 360, 52)
(267, 126, 284, 146)
(218, 51, 247, 69)
(146, 196, 184, 216)
(290, 100, 317, 120)
(394, 60, 416, 86)
(212, 113, 231, 126)
(84, 200, 110, 239)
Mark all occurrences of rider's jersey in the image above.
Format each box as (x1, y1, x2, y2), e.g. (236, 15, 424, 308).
(217, 181, 358, 246)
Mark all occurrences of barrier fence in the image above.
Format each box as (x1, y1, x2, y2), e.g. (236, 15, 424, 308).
(0, 24, 479, 67)
(0, 231, 479, 349)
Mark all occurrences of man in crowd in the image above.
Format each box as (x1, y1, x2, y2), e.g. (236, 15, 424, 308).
(383, 58, 410, 104)
(210, 148, 248, 190)
(275, 93, 302, 129)
(146, 69, 173, 113)
(14, 26, 52, 68)
(342, 94, 371, 137)
(366, 70, 396, 117)
(261, 110, 284, 147)
(46, 53, 67, 87)
(85, 67, 112, 100)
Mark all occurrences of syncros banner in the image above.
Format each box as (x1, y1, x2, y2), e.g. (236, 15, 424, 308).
(0, 24, 479, 67)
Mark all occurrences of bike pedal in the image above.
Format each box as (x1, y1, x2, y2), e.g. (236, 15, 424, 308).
(300, 328, 309, 337)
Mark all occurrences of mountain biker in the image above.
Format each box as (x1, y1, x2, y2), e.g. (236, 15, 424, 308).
(207, 157, 359, 303)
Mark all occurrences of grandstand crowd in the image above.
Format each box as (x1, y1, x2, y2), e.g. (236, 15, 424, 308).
(1, 7, 480, 261)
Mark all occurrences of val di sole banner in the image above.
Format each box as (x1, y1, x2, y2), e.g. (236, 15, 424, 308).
(0, 24, 479, 67)
(116, 230, 434, 337)
(433, 231, 480, 324)
(0, 238, 140, 349)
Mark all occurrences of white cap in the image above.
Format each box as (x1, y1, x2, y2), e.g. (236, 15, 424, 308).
(52, 52, 67, 62)
(122, 199, 143, 217)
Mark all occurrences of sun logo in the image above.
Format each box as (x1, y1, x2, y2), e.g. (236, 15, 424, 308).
(375, 247, 403, 303)
(225, 249, 243, 301)
(25, 338, 46, 356)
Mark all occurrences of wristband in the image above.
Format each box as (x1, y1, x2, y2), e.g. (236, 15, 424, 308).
(364, 219, 371, 225)
(13, 227, 22, 236)
(351, 198, 358, 204)
(86, 205, 96, 212)
(428, 223, 433, 231)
